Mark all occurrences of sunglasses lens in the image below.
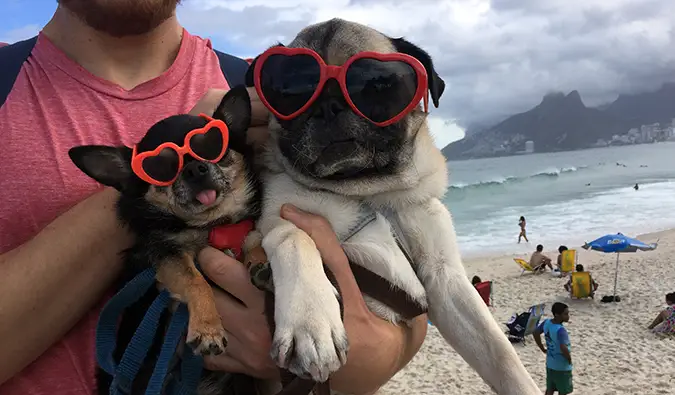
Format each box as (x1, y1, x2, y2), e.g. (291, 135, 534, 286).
(189, 126, 226, 160)
(142, 148, 180, 183)
(345, 59, 418, 124)
(260, 54, 321, 116)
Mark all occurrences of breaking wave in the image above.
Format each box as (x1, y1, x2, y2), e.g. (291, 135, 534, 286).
(449, 166, 587, 190)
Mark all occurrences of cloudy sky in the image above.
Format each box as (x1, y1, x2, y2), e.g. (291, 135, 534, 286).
(1, 0, 674, 147)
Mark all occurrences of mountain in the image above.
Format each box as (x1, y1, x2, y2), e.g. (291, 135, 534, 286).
(442, 90, 625, 159)
(442, 82, 675, 160)
(603, 82, 675, 128)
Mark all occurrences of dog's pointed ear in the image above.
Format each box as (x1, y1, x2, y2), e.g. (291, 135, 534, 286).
(68, 145, 133, 191)
(244, 43, 285, 87)
(244, 56, 259, 88)
(390, 37, 445, 108)
(213, 85, 251, 152)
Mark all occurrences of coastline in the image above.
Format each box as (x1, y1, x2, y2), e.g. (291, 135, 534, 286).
(457, 225, 667, 262)
(380, 227, 674, 395)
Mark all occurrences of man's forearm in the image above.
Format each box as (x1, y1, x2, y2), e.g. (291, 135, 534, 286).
(0, 189, 131, 384)
(331, 314, 428, 395)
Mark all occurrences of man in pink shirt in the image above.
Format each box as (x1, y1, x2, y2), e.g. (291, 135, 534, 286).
(0, 1, 427, 394)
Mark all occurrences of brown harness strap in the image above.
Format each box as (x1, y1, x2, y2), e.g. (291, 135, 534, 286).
(349, 262, 427, 320)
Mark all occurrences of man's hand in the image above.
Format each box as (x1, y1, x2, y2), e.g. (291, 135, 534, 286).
(197, 247, 279, 379)
(190, 87, 427, 394)
(279, 204, 428, 394)
(198, 204, 427, 394)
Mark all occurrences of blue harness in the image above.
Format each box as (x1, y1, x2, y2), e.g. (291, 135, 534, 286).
(96, 268, 204, 395)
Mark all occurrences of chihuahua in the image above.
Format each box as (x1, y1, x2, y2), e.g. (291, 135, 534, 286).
(68, 86, 263, 394)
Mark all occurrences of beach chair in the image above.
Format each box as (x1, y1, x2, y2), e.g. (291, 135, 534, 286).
(570, 271, 594, 299)
(474, 281, 492, 306)
(560, 249, 577, 275)
(505, 303, 546, 344)
(513, 258, 541, 275)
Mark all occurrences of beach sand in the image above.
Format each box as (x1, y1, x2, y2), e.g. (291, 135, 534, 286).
(380, 229, 675, 395)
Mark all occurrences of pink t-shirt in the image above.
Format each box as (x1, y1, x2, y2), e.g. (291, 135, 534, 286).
(0, 29, 233, 394)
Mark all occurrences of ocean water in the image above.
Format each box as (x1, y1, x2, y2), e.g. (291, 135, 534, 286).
(443, 142, 675, 257)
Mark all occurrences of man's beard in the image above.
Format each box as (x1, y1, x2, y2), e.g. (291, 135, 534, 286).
(58, 0, 181, 37)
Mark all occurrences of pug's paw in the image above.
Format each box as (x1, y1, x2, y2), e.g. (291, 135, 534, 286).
(270, 279, 348, 382)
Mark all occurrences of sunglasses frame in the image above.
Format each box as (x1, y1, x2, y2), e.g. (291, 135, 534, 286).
(253, 46, 429, 127)
(131, 114, 230, 186)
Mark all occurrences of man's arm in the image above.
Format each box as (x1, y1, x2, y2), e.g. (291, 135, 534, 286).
(557, 328, 572, 364)
(533, 324, 546, 354)
(0, 188, 131, 384)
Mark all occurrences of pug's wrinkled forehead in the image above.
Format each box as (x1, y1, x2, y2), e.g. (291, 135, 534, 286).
(289, 18, 396, 65)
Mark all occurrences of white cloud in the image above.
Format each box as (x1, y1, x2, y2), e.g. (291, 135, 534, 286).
(177, 0, 675, 147)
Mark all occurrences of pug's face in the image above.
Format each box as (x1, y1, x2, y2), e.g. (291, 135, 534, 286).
(252, 18, 445, 182)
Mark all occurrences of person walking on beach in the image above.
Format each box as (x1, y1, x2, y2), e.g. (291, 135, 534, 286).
(518, 216, 529, 243)
(534, 302, 573, 395)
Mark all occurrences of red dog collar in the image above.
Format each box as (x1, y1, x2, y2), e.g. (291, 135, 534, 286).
(208, 219, 255, 260)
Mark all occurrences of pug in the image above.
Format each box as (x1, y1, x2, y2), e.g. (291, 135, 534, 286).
(248, 18, 541, 395)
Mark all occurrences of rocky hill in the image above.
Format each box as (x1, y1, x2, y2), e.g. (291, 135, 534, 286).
(442, 83, 675, 160)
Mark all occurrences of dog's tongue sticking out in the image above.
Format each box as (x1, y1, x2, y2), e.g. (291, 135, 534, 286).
(196, 190, 217, 205)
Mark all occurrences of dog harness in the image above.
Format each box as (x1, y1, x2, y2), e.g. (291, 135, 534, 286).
(209, 219, 255, 260)
(96, 219, 257, 395)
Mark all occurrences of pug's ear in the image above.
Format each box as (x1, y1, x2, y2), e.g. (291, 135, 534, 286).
(68, 145, 133, 191)
(213, 85, 251, 153)
(389, 37, 445, 108)
(244, 43, 285, 87)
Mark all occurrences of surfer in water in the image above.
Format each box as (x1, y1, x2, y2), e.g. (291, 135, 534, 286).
(518, 216, 529, 243)
(634, 183, 639, 191)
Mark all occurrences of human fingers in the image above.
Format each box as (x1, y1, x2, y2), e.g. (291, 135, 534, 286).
(198, 246, 265, 311)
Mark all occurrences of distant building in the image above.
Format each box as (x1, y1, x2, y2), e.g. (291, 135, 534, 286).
(524, 140, 534, 153)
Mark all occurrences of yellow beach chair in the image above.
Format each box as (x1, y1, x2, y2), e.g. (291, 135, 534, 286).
(513, 258, 542, 276)
(570, 272, 593, 299)
(560, 249, 577, 275)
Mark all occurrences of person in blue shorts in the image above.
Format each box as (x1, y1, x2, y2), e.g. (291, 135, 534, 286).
(533, 302, 573, 394)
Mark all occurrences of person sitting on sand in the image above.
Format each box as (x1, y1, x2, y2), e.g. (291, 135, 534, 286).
(556, 245, 568, 271)
(471, 275, 482, 287)
(648, 292, 675, 334)
(530, 244, 553, 272)
(518, 216, 529, 243)
(564, 264, 599, 297)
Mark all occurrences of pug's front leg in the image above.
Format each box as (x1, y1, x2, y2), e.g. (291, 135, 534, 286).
(262, 220, 348, 382)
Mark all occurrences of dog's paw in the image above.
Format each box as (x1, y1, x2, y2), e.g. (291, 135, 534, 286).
(186, 319, 228, 356)
(249, 261, 274, 292)
(270, 283, 348, 382)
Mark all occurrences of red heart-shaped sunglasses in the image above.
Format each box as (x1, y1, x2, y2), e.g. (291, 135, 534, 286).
(131, 114, 230, 186)
(252, 46, 429, 127)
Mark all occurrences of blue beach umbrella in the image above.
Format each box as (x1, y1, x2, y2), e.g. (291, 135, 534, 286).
(582, 233, 657, 302)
